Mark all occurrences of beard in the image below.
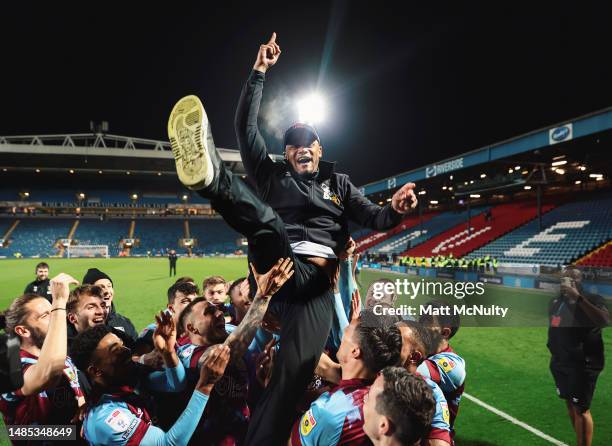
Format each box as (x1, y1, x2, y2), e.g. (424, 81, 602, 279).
(28, 325, 46, 350)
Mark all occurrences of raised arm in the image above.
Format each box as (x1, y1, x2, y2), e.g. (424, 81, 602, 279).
(223, 258, 293, 363)
(234, 32, 281, 188)
(89, 346, 230, 446)
(345, 179, 418, 230)
(146, 310, 187, 392)
(20, 273, 78, 396)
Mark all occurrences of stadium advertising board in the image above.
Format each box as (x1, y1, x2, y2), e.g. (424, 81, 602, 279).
(536, 280, 560, 292)
(479, 275, 503, 284)
(425, 157, 464, 178)
(436, 270, 455, 279)
(548, 123, 573, 145)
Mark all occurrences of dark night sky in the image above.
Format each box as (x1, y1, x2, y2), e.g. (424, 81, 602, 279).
(2, 2, 611, 186)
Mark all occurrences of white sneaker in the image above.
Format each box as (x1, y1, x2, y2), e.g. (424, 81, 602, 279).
(167, 95, 214, 190)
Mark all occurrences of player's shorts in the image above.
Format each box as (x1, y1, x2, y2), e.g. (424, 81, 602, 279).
(550, 360, 600, 411)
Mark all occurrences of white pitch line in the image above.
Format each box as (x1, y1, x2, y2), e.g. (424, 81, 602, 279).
(463, 392, 569, 446)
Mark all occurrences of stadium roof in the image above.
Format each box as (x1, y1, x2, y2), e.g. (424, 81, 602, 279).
(359, 106, 612, 196)
(0, 133, 283, 176)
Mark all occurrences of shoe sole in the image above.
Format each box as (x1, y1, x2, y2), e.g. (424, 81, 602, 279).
(167, 95, 214, 190)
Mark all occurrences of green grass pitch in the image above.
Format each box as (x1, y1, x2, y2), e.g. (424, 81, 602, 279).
(0, 258, 610, 445)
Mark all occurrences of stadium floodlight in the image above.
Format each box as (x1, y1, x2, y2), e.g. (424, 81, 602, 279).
(480, 174, 486, 178)
(522, 170, 529, 175)
(589, 173, 603, 178)
(575, 180, 582, 184)
(157, 172, 162, 176)
(579, 166, 587, 171)
(98, 170, 103, 174)
(554, 168, 565, 175)
(418, 190, 426, 195)
(77, 193, 86, 200)
(35, 169, 40, 173)
(296, 93, 327, 124)
(596, 177, 604, 181)
(442, 186, 447, 190)
(131, 193, 138, 200)
(448, 187, 453, 191)
(524, 186, 532, 190)
(449, 175, 453, 180)
(430, 200, 439, 204)
(126, 171, 131, 175)
(514, 166, 520, 170)
(551, 160, 567, 167)
(378, 201, 384, 205)
(508, 168, 513, 174)
(386, 198, 391, 202)
(23, 192, 30, 198)
(470, 180, 474, 184)
(69, 169, 74, 174)
(470, 194, 481, 198)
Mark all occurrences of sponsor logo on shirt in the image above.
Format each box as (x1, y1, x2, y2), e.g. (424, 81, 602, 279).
(122, 418, 139, 440)
(441, 402, 450, 425)
(300, 409, 317, 436)
(437, 357, 455, 373)
(551, 315, 561, 327)
(105, 410, 131, 433)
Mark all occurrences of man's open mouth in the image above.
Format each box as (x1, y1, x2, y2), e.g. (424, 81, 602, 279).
(92, 317, 105, 324)
(297, 156, 312, 164)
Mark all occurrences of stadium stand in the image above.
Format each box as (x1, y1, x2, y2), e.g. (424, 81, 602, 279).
(0, 219, 13, 238)
(0, 188, 209, 207)
(359, 207, 488, 255)
(0, 218, 73, 257)
(188, 218, 242, 255)
(72, 218, 130, 256)
(576, 240, 612, 268)
(354, 213, 438, 253)
(468, 194, 612, 266)
(130, 219, 186, 256)
(0, 217, 241, 257)
(402, 201, 556, 258)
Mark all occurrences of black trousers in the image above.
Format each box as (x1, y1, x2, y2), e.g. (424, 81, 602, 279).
(198, 138, 334, 445)
(169, 263, 177, 276)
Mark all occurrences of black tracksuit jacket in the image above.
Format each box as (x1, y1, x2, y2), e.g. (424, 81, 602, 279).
(235, 70, 403, 254)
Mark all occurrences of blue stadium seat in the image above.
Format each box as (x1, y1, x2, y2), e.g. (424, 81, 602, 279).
(468, 195, 612, 265)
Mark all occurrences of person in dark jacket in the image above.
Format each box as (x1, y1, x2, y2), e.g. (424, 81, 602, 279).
(548, 267, 609, 446)
(82, 268, 138, 342)
(167, 32, 418, 445)
(168, 249, 178, 277)
(24, 262, 52, 301)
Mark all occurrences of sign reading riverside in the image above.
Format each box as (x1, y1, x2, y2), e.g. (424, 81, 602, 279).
(425, 158, 464, 178)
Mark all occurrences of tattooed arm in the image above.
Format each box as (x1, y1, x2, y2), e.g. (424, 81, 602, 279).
(224, 258, 293, 363)
(198, 258, 294, 366)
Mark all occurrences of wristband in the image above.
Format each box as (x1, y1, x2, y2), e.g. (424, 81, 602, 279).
(51, 308, 67, 313)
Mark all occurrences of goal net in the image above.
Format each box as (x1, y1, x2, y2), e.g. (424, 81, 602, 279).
(66, 245, 109, 258)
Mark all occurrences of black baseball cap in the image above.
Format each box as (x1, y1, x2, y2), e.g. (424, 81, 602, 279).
(283, 123, 320, 147)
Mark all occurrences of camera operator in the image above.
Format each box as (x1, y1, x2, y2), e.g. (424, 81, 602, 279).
(547, 266, 609, 446)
